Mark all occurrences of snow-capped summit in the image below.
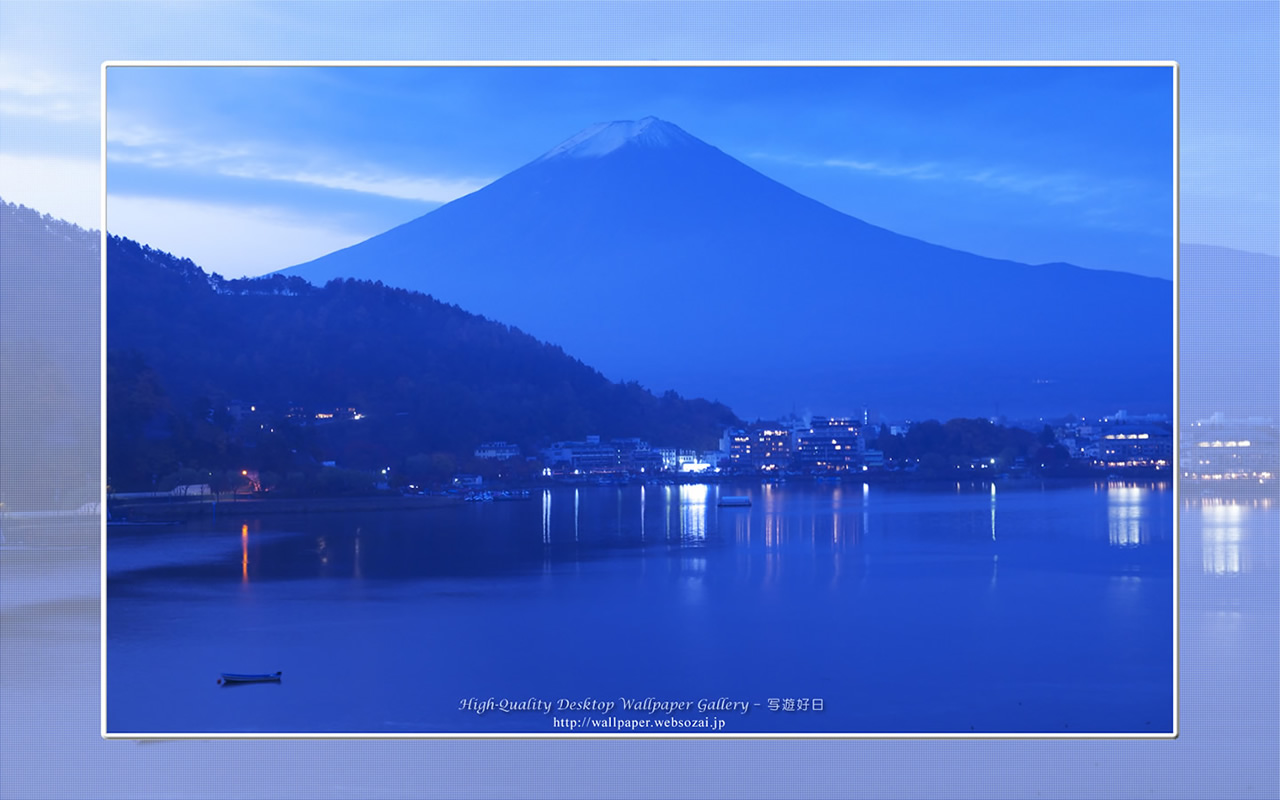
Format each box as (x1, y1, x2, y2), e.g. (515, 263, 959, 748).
(536, 116, 702, 161)
(281, 116, 1171, 419)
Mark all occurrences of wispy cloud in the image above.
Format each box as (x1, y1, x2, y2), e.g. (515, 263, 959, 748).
(958, 168, 1114, 205)
(820, 158, 945, 181)
(751, 151, 1131, 207)
(107, 124, 256, 169)
(107, 121, 492, 204)
(0, 55, 97, 123)
(218, 164, 486, 204)
(108, 122, 187, 151)
(106, 194, 380, 279)
(0, 95, 96, 123)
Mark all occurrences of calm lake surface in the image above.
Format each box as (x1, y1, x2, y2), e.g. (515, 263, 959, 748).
(106, 480, 1174, 734)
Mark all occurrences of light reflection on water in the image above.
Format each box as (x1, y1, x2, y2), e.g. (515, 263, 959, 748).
(1107, 573, 1144, 608)
(734, 483, 876, 550)
(353, 530, 362, 581)
(111, 481, 1178, 587)
(541, 488, 551, 544)
(1183, 495, 1276, 577)
(678, 484, 707, 541)
(864, 482, 871, 539)
(1108, 484, 1150, 548)
(990, 483, 997, 542)
(1201, 502, 1245, 575)
(107, 481, 1178, 734)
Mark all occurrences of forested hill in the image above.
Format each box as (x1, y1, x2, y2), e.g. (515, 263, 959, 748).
(1, 199, 100, 509)
(107, 234, 740, 487)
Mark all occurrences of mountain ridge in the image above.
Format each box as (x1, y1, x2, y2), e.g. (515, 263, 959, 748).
(272, 119, 1171, 419)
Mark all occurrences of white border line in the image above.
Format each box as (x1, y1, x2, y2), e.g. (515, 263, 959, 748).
(99, 60, 110, 741)
(1171, 60, 1181, 740)
(97, 59, 1177, 737)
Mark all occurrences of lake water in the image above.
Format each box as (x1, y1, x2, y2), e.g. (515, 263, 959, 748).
(106, 480, 1174, 735)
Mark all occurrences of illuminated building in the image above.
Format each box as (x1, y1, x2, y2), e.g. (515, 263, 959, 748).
(751, 425, 791, 471)
(1181, 415, 1278, 484)
(542, 436, 621, 474)
(475, 442, 521, 460)
(794, 416, 864, 472)
(723, 428, 752, 466)
(1096, 423, 1172, 468)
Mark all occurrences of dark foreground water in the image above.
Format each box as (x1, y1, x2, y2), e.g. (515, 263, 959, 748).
(106, 480, 1173, 734)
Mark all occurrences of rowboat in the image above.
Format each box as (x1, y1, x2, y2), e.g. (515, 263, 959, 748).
(217, 671, 282, 685)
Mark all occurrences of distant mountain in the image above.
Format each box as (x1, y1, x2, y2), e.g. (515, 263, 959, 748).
(281, 116, 1174, 419)
(1179, 243, 1279, 421)
(106, 234, 739, 488)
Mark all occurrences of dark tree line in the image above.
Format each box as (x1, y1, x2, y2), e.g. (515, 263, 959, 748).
(873, 417, 1074, 475)
(106, 234, 741, 491)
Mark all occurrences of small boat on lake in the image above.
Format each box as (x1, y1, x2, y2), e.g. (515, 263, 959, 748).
(718, 496, 752, 507)
(218, 671, 282, 685)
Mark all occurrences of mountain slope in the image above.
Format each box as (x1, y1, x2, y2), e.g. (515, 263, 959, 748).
(107, 234, 740, 488)
(1179, 243, 1279, 421)
(0, 199, 100, 509)
(282, 117, 1173, 419)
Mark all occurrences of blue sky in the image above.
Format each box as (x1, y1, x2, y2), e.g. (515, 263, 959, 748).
(2, 1, 1275, 277)
(96, 65, 1175, 280)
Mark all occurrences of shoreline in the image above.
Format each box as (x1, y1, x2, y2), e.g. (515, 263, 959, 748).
(101, 470, 1208, 522)
(107, 493, 461, 521)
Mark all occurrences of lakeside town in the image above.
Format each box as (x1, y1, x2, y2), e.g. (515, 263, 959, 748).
(105, 401, 1276, 512)
(468, 410, 1179, 483)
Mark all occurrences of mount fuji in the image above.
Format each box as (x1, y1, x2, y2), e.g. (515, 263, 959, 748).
(280, 117, 1171, 420)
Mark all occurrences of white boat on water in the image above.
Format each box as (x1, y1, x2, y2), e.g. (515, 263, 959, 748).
(218, 671, 282, 685)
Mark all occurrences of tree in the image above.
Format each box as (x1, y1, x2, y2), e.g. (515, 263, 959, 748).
(209, 469, 238, 500)
(919, 452, 947, 475)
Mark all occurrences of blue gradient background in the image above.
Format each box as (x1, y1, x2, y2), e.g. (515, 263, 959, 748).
(1, 2, 1276, 798)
